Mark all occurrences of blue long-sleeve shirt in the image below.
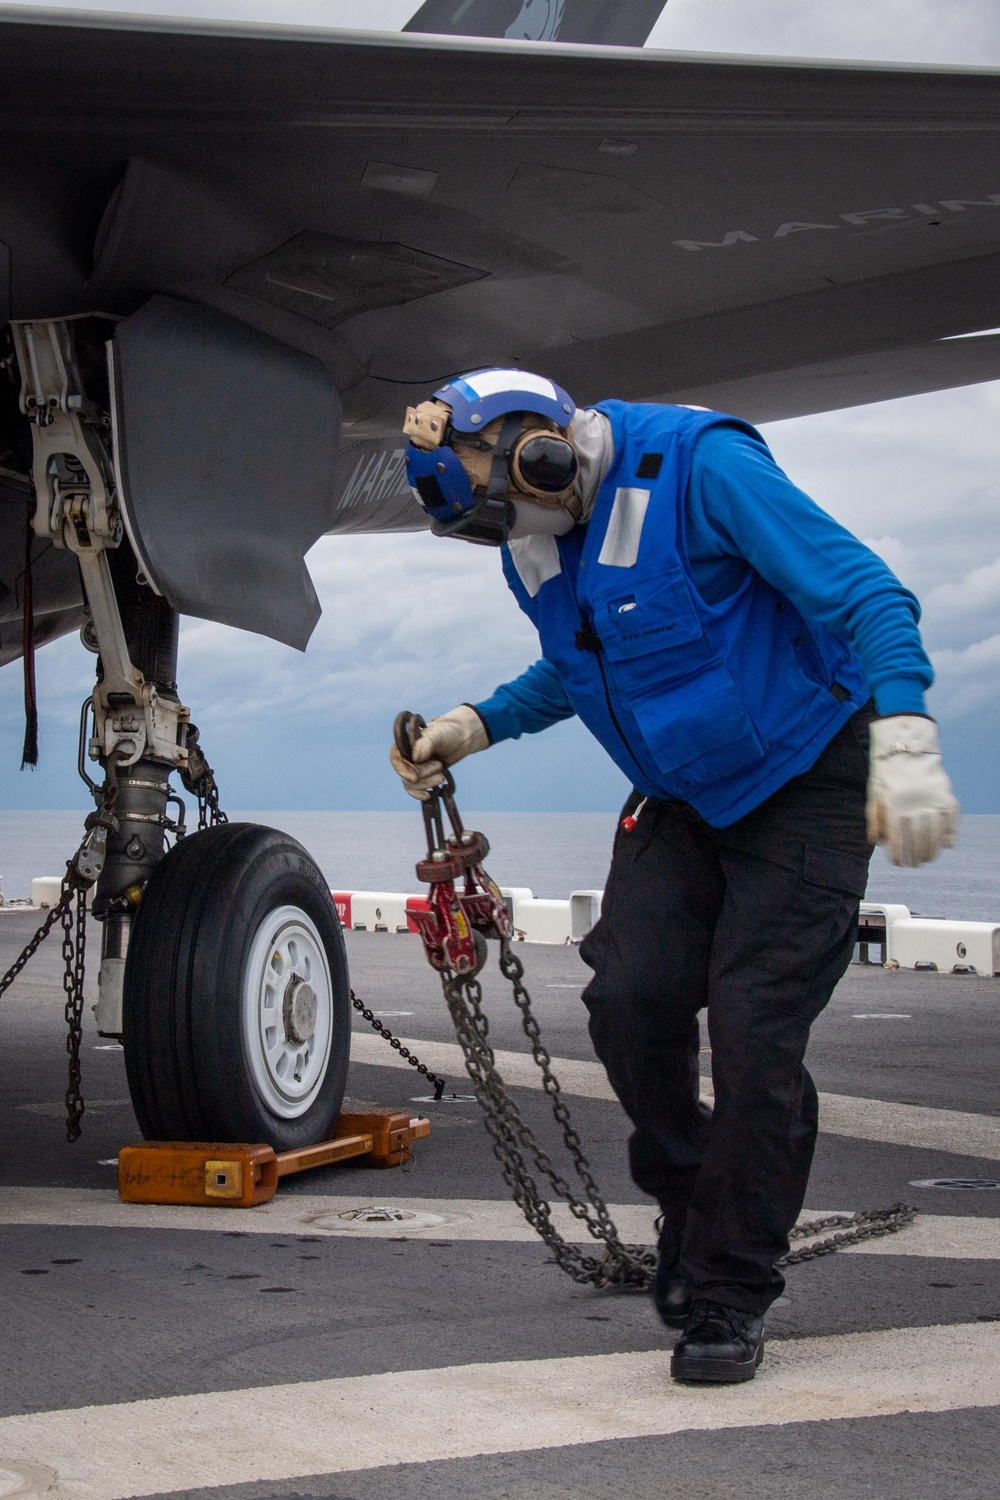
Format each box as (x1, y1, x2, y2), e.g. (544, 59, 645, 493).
(475, 423, 931, 745)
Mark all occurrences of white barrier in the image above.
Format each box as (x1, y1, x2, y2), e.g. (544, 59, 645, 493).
(23, 873, 997, 967)
(889, 918, 1000, 975)
(856, 903, 912, 963)
(335, 885, 999, 965)
(500, 887, 534, 928)
(511, 898, 573, 944)
(23, 872, 995, 968)
(570, 890, 603, 942)
(339, 891, 411, 934)
(859, 901, 1000, 974)
(330, 886, 605, 945)
(31, 876, 62, 909)
(504, 889, 603, 944)
(859, 902, 912, 930)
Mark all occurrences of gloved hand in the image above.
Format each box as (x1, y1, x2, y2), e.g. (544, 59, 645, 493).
(866, 714, 960, 867)
(389, 705, 490, 800)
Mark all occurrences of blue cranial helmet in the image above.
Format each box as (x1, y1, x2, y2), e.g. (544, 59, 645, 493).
(404, 368, 577, 546)
(438, 368, 576, 433)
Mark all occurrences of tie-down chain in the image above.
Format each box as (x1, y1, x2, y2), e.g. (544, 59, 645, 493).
(0, 787, 117, 1142)
(393, 710, 916, 1289)
(0, 742, 227, 1141)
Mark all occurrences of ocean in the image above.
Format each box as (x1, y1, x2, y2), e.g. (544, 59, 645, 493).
(0, 808, 997, 920)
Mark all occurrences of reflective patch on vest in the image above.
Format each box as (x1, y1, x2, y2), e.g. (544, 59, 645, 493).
(598, 488, 650, 569)
(508, 534, 562, 598)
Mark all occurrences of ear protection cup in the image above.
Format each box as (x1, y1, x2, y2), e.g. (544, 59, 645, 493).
(510, 430, 579, 501)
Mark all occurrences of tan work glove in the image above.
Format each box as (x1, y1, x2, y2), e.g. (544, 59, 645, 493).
(866, 714, 960, 867)
(389, 705, 490, 801)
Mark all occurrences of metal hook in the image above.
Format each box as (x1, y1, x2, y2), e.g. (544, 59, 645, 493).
(394, 709, 462, 858)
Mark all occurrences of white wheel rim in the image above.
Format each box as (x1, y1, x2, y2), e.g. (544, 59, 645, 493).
(242, 905, 334, 1119)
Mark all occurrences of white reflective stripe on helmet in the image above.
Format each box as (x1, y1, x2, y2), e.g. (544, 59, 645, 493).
(453, 370, 559, 403)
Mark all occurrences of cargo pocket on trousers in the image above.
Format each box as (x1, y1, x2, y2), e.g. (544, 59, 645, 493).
(803, 844, 871, 898)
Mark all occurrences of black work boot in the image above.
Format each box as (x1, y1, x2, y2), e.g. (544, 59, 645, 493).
(670, 1300, 764, 1384)
(653, 1211, 691, 1329)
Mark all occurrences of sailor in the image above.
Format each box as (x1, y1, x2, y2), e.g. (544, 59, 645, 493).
(392, 369, 958, 1384)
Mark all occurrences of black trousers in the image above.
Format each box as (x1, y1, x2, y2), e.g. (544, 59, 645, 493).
(579, 706, 875, 1315)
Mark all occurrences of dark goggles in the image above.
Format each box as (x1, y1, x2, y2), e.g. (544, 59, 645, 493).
(510, 431, 579, 498)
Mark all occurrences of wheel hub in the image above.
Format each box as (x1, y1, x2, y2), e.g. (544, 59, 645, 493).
(283, 974, 318, 1045)
(242, 905, 335, 1117)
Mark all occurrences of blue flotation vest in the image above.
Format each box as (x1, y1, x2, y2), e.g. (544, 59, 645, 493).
(500, 401, 870, 827)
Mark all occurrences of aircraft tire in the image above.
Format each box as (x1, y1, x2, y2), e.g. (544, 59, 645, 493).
(122, 822, 351, 1151)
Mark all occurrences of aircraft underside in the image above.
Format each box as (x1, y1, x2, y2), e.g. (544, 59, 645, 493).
(1, 5, 999, 1147)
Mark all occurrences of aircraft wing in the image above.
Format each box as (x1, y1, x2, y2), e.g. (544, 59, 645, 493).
(2, 7, 999, 653)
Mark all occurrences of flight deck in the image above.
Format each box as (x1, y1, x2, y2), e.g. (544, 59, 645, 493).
(0, 917, 996, 1500)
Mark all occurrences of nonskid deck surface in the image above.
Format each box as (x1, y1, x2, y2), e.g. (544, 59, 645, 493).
(0, 916, 998, 1500)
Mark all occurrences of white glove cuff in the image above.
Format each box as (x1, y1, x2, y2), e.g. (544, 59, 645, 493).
(412, 704, 490, 766)
(869, 714, 942, 761)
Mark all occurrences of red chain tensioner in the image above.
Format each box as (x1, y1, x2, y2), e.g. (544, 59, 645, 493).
(394, 711, 513, 974)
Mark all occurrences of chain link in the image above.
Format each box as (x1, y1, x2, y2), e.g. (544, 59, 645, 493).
(61, 883, 87, 1142)
(0, 825, 94, 1141)
(0, 771, 125, 1143)
(178, 723, 227, 830)
(440, 939, 653, 1289)
(350, 990, 446, 1099)
(197, 775, 227, 831)
(0, 729, 231, 1142)
(778, 1203, 917, 1265)
(0, 892, 69, 999)
(431, 935, 915, 1290)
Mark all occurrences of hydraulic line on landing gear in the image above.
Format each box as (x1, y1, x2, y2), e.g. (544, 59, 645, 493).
(393, 711, 917, 1289)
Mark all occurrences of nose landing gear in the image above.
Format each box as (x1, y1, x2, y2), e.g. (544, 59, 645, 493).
(11, 317, 350, 1148)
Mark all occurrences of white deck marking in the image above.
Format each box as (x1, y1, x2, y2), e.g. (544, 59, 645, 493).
(834, 1212, 1000, 1259)
(0, 1323, 997, 1499)
(0, 1187, 995, 1257)
(351, 1032, 1000, 1158)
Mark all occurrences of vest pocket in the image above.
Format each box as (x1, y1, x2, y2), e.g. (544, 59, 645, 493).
(598, 571, 706, 688)
(629, 661, 766, 790)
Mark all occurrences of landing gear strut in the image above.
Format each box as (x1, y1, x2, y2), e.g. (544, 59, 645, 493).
(12, 317, 350, 1145)
(84, 539, 186, 1037)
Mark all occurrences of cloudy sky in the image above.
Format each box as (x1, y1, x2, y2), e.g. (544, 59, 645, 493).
(3, 0, 1000, 813)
